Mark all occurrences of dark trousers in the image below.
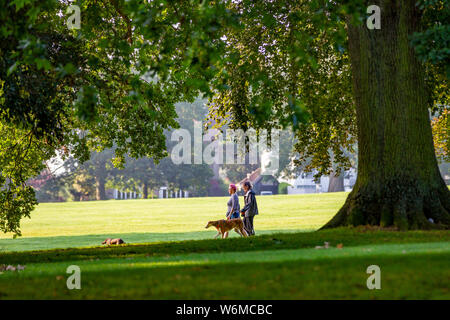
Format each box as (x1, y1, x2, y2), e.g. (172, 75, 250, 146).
(243, 215, 255, 236)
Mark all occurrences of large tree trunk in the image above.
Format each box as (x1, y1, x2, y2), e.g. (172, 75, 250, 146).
(95, 177, 106, 201)
(322, 0, 450, 230)
(328, 171, 345, 193)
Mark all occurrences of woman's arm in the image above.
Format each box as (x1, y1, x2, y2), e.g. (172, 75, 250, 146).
(226, 197, 232, 218)
(241, 194, 251, 213)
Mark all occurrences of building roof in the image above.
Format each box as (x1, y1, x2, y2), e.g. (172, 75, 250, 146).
(238, 168, 263, 186)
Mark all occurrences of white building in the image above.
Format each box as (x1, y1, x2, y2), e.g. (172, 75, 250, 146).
(110, 189, 139, 199)
(158, 187, 189, 198)
(286, 169, 356, 194)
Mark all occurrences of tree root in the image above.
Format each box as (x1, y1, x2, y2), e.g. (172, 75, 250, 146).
(320, 179, 450, 230)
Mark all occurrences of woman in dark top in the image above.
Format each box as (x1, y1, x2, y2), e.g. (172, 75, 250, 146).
(240, 181, 258, 236)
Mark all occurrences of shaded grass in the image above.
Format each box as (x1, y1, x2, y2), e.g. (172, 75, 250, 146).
(0, 245, 448, 299)
(1, 228, 448, 265)
(0, 229, 304, 253)
(1, 228, 448, 299)
(4, 242, 448, 274)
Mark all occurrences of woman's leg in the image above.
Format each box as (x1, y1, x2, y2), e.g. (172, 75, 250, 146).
(243, 216, 251, 235)
(248, 216, 255, 235)
(244, 216, 254, 236)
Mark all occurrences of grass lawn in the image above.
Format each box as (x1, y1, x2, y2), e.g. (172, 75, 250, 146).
(0, 193, 449, 299)
(0, 193, 347, 252)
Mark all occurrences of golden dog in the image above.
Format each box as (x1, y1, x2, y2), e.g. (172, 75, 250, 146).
(205, 218, 248, 239)
(102, 238, 125, 245)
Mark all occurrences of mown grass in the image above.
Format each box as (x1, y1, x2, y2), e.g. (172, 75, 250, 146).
(0, 193, 347, 252)
(1, 227, 448, 264)
(0, 193, 448, 299)
(0, 229, 448, 299)
(2, 253, 448, 299)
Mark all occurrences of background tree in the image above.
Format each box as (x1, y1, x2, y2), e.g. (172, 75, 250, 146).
(110, 156, 162, 199)
(30, 169, 72, 202)
(71, 172, 96, 201)
(106, 99, 215, 199)
(432, 109, 449, 162)
(73, 150, 116, 200)
(206, 0, 356, 185)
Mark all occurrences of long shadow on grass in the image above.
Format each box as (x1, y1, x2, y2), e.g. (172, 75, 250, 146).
(0, 229, 310, 253)
(0, 251, 448, 299)
(0, 228, 448, 265)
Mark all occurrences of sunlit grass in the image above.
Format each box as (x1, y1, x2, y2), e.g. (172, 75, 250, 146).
(0, 193, 348, 252)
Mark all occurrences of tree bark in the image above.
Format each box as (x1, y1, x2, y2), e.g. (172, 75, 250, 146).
(322, 0, 450, 230)
(95, 177, 107, 201)
(142, 182, 148, 199)
(328, 171, 345, 192)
